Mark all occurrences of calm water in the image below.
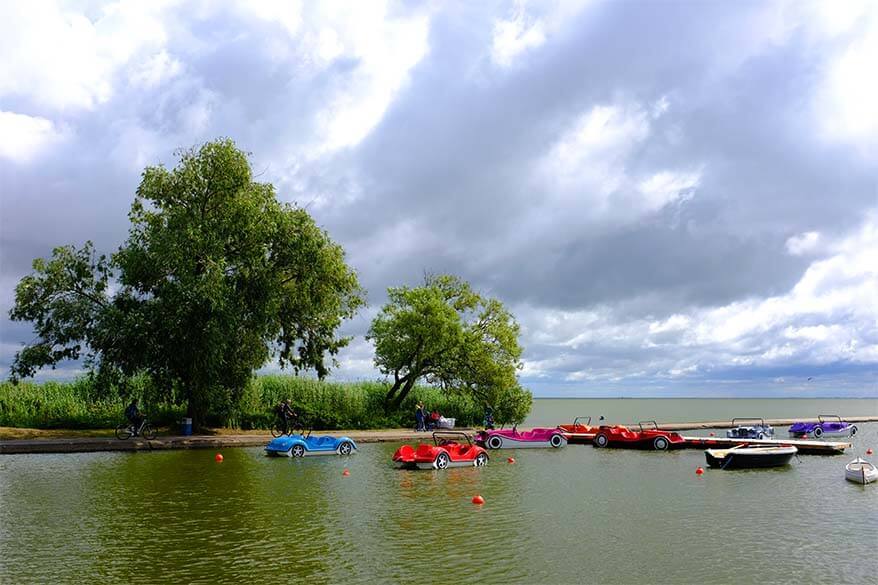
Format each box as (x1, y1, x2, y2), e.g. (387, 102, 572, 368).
(524, 397, 878, 427)
(1, 399, 876, 584)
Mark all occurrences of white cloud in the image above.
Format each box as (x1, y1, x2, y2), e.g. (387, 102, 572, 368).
(637, 170, 700, 213)
(490, 0, 591, 67)
(492, 6, 546, 67)
(541, 103, 650, 204)
(0, 111, 67, 163)
(538, 100, 700, 221)
(129, 50, 182, 89)
(786, 231, 821, 255)
(814, 1, 878, 152)
(0, 0, 175, 110)
(313, 3, 431, 153)
(244, 0, 303, 36)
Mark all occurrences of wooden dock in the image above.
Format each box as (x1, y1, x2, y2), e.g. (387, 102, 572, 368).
(564, 431, 850, 453)
(679, 436, 851, 455)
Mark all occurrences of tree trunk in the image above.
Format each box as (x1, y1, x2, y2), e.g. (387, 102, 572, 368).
(186, 398, 196, 429)
(185, 381, 207, 431)
(390, 375, 418, 411)
(384, 379, 403, 407)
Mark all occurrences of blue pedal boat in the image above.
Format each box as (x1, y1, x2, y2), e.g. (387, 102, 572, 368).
(265, 430, 357, 457)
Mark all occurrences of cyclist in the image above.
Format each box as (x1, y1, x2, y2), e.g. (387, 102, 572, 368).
(276, 399, 299, 435)
(125, 399, 144, 434)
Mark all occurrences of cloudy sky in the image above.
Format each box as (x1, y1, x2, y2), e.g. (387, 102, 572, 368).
(1, 0, 876, 397)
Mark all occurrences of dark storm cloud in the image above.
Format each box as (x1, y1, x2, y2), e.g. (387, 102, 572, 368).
(317, 1, 873, 316)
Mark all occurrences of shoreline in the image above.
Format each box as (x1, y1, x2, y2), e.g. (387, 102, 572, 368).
(1, 415, 875, 455)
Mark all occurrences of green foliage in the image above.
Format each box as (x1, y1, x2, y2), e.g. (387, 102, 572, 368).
(0, 377, 182, 429)
(367, 274, 531, 417)
(9, 139, 364, 426)
(490, 383, 533, 426)
(0, 376, 486, 431)
(9, 243, 112, 379)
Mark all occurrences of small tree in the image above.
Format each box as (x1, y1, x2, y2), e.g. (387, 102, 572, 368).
(9, 139, 364, 426)
(367, 274, 532, 415)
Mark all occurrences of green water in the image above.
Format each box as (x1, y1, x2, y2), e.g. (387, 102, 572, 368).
(1, 399, 876, 584)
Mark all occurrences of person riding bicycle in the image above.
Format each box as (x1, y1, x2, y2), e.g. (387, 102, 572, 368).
(276, 399, 299, 434)
(125, 399, 144, 433)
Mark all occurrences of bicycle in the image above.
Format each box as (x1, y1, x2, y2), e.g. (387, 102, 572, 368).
(115, 418, 157, 440)
(270, 419, 305, 438)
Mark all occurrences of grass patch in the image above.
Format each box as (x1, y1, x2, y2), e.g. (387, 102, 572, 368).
(0, 376, 486, 431)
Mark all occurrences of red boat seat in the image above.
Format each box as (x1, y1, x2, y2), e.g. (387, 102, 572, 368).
(454, 445, 472, 457)
(415, 444, 435, 458)
(393, 445, 416, 461)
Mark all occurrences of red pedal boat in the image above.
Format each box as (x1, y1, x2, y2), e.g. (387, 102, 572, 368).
(556, 416, 602, 444)
(393, 431, 489, 470)
(592, 421, 686, 451)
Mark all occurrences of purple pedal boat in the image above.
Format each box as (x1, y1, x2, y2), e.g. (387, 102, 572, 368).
(788, 415, 857, 438)
(474, 427, 568, 449)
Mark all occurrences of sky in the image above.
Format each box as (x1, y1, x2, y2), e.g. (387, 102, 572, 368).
(0, 0, 876, 398)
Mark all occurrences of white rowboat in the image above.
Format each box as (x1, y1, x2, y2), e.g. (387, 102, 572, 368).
(845, 457, 877, 485)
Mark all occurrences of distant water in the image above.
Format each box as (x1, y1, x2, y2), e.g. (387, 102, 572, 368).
(524, 397, 878, 427)
(1, 398, 876, 584)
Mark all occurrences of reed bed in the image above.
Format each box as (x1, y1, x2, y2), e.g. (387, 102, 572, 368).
(0, 376, 484, 430)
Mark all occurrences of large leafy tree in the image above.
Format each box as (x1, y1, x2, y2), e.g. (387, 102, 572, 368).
(367, 274, 531, 422)
(10, 139, 364, 425)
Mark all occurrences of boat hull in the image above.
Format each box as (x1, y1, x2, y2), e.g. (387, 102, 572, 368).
(562, 432, 595, 444)
(487, 436, 567, 449)
(265, 446, 348, 457)
(705, 447, 797, 469)
(845, 459, 877, 484)
(556, 425, 597, 444)
(845, 469, 877, 484)
(476, 429, 568, 449)
(264, 435, 357, 457)
(592, 427, 686, 450)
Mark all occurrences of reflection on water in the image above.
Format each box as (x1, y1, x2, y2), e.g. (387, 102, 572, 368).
(1, 403, 877, 584)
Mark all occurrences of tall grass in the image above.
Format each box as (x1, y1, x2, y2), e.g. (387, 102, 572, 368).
(0, 376, 485, 430)
(0, 379, 182, 429)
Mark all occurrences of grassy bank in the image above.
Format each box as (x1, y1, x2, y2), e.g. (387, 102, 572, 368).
(0, 376, 485, 431)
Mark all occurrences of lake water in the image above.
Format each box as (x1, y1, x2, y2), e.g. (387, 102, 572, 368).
(523, 397, 878, 427)
(1, 399, 876, 584)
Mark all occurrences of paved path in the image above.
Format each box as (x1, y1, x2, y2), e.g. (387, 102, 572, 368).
(1, 417, 875, 454)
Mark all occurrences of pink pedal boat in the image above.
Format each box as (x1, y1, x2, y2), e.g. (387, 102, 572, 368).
(474, 427, 569, 449)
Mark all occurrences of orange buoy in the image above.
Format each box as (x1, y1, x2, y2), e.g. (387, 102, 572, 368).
(507, 457, 515, 464)
(472, 495, 485, 505)
(215, 453, 223, 462)
(695, 467, 704, 475)
(342, 468, 350, 476)
(867, 448, 874, 455)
